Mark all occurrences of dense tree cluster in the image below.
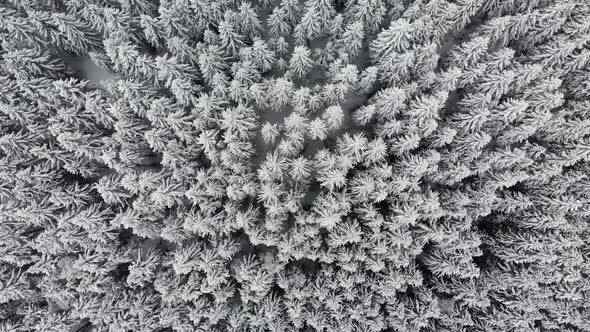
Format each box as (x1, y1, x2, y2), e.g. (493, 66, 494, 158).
(0, 0, 589, 331)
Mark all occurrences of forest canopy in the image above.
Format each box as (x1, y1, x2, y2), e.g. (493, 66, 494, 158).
(0, 0, 589, 331)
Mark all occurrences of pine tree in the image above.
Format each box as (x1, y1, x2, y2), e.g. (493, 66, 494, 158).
(300, 0, 336, 40)
(288, 45, 313, 78)
(219, 18, 247, 56)
(370, 18, 416, 61)
(340, 21, 365, 60)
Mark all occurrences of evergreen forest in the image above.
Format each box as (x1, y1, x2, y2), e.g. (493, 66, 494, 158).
(0, 0, 589, 331)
